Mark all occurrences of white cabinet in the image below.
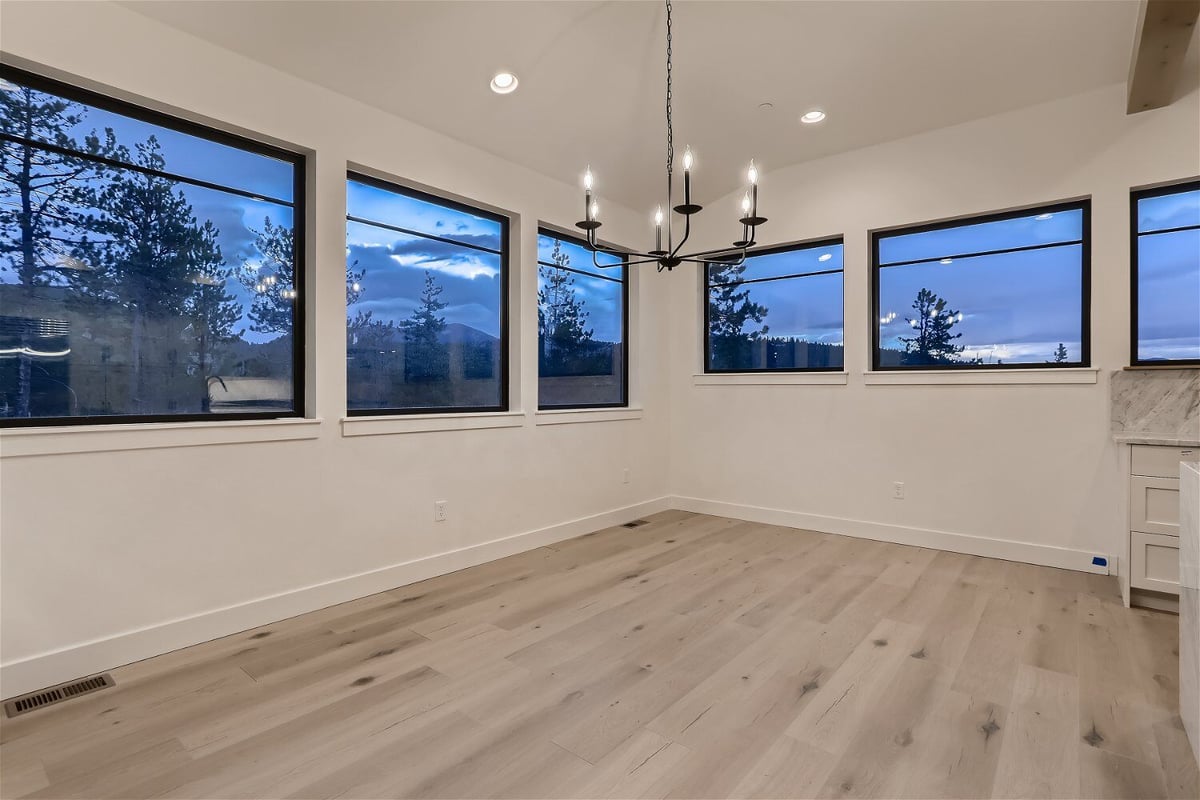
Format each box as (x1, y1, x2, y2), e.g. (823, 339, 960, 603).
(1128, 445, 1197, 601)
(1131, 531, 1181, 593)
(1131, 476, 1182, 536)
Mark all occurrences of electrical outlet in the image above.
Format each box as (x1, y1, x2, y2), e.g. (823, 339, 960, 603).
(434, 500, 448, 522)
(623, 468, 630, 484)
(892, 482, 905, 500)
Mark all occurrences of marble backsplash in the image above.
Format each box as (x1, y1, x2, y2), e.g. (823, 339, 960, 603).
(1110, 368, 1200, 444)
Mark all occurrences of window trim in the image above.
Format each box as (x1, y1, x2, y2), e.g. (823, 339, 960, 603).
(1130, 179, 1200, 367)
(870, 199, 1092, 372)
(535, 227, 629, 410)
(344, 171, 510, 416)
(702, 236, 846, 374)
(0, 64, 308, 428)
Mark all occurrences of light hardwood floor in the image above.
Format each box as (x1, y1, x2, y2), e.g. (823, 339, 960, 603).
(1, 511, 1196, 799)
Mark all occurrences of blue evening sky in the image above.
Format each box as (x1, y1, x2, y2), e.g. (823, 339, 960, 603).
(1137, 189, 1200, 361)
(1, 80, 298, 345)
(878, 210, 1087, 363)
(709, 242, 845, 344)
(346, 180, 504, 338)
(537, 233, 623, 343)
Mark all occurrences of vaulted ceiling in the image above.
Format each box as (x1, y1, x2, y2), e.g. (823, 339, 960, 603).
(122, 0, 1140, 210)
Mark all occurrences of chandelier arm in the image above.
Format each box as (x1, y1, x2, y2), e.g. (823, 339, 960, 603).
(669, 212, 692, 259)
(674, 241, 756, 261)
(679, 249, 749, 267)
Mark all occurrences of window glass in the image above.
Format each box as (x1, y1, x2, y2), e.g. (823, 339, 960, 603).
(1133, 184, 1200, 363)
(0, 69, 302, 423)
(874, 204, 1088, 368)
(346, 175, 506, 413)
(705, 241, 844, 371)
(537, 229, 626, 408)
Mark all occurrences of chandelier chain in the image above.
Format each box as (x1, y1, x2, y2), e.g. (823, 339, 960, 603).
(665, 0, 673, 179)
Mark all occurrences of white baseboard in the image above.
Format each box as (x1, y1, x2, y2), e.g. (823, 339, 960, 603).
(0, 496, 671, 700)
(670, 496, 1112, 577)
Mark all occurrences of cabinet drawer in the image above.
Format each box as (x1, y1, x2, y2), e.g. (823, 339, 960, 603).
(1131, 445, 1198, 479)
(1131, 475, 1181, 536)
(1130, 531, 1180, 594)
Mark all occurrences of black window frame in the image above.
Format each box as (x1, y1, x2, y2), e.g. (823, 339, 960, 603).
(703, 236, 846, 374)
(870, 199, 1092, 372)
(0, 64, 307, 428)
(535, 226, 629, 410)
(345, 170, 510, 416)
(1130, 180, 1200, 367)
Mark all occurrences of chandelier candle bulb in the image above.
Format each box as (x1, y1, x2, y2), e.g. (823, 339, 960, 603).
(589, 200, 599, 221)
(654, 206, 663, 251)
(683, 146, 693, 205)
(748, 160, 758, 218)
(584, 166, 593, 222)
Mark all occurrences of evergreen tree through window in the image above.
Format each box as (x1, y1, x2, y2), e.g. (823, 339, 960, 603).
(872, 202, 1090, 369)
(0, 67, 305, 425)
(345, 174, 508, 414)
(536, 230, 627, 409)
(704, 239, 845, 372)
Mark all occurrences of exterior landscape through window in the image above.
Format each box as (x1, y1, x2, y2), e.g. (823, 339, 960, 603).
(345, 174, 507, 414)
(0, 68, 304, 424)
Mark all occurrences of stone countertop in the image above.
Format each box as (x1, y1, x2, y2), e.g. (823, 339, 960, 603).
(1112, 433, 1200, 447)
(1110, 368, 1199, 448)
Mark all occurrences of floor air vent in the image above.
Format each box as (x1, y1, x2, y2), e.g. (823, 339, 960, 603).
(4, 673, 115, 718)
(622, 519, 650, 528)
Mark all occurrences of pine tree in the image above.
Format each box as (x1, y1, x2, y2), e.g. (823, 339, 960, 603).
(0, 80, 116, 416)
(538, 239, 594, 375)
(1053, 342, 1068, 363)
(898, 288, 966, 365)
(239, 217, 295, 337)
(400, 271, 449, 381)
(0, 81, 116, 287)
(183, 220, 242, 389)
(88, 136, 222, 410)
(707, 258, 769, 369)
(346, 258, 365, 307)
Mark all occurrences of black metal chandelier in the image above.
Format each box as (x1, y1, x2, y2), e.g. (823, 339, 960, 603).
(576, 0, 766, 272)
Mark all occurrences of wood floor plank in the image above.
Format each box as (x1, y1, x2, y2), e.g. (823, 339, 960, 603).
(1153, 717, 1200, 800)
(727, 734, 838, 799)
(991, 665, 1080, 799)
(0, 511, 1189, 800)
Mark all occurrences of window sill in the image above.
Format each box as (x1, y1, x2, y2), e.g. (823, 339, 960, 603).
(0, 417, 323, 458)
(341, 411, 525, 436)
(864, 368, 1099, 386)
(693, 372, 849, 386)
(534, 407, 644, 425)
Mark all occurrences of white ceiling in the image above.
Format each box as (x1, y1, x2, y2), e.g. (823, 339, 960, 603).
(121, 0, 1139, 210)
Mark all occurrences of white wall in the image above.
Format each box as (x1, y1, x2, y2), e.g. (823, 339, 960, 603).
(668, 81, 1200, 573)
(0, 1, 671, 697)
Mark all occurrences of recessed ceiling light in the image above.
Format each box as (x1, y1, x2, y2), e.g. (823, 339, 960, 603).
(759, 102, 774, 110)
(818, 253, 833, 262)
(490, 72, 519, 94)
(1035, 213, 1053, 221)
(800, 109, 826, 124)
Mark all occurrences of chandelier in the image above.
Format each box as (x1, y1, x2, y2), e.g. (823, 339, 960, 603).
(576, 0, 766, 272)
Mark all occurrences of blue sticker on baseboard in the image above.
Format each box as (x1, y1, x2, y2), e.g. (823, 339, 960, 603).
(1092, 556, 1108, 567)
